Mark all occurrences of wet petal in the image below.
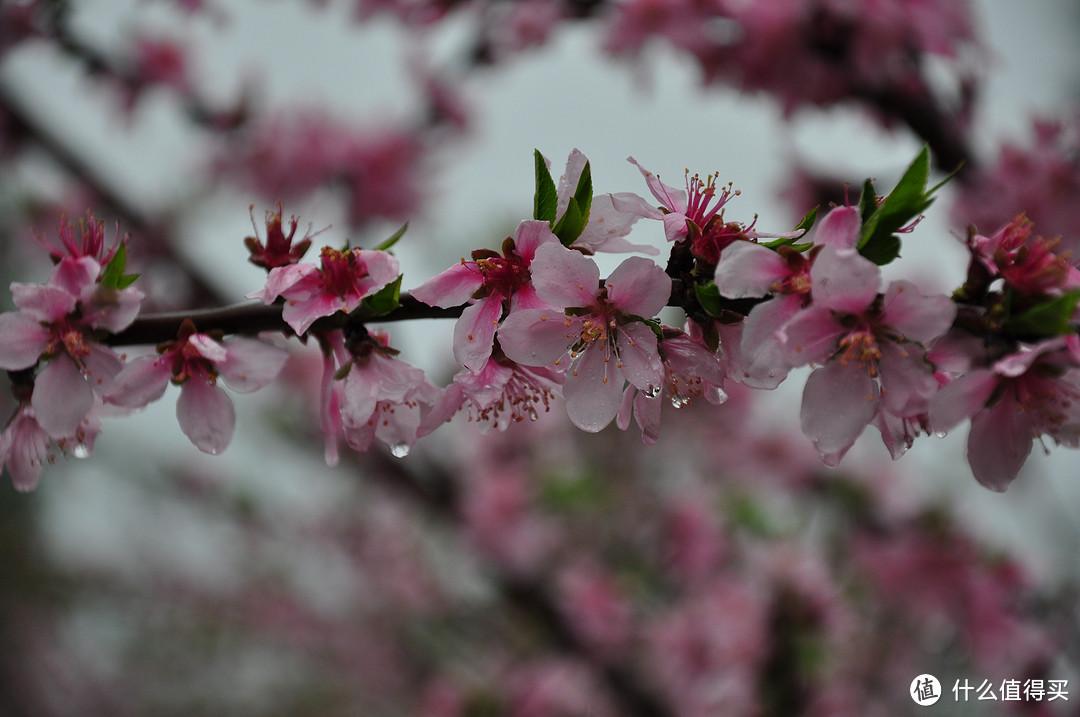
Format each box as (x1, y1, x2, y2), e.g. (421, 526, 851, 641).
(105, 354, 171, 408)
(33, 356, 93, 437)
(454, 296, 502, 372)
(531, 243, 600, 309)
(881, 281, 956, 344)
(176, 379, 235, 454)
(605, 256, 670, 318)
(564, 345, 623, 432)
(498, 309, 575, 367)
(967, 391, 1033, 492)
(800, 360, 878, 458)
(0, 312, 49, 370)
(218, 337, 289, 393)
(810, 245, 881, 313)
(715, 241, 789, 298)
(615, 321, 664, 392)
(411, 263, 483, 307)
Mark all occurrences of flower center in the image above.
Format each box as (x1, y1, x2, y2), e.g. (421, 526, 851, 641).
(836, 328, 882, 376)
(319, 247, 368, 297)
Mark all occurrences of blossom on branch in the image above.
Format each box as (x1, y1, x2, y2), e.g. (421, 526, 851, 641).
(249, 245, 399, 335)
(105, 321, 288, 454)
(412, 220, 557, 371)
(498, 243, 669, 432)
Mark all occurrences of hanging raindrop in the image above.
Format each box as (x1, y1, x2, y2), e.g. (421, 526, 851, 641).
(389, 442, 411, 458)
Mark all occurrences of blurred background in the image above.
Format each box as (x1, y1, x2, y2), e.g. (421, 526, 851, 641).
(1, 0, 1080, 714)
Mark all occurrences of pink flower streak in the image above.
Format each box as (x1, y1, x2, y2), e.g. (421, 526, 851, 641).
(412, 220, 557, 371)
(780, 244, 955, 464)
(498, 243, 669, 432)
(930, 337, 1080, 491)
(0, 256, 142, 437)
(106, 322, 288, 454)
(250, 246, 399, 335)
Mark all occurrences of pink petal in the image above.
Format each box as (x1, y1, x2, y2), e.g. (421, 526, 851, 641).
(627, 157, 686, 212)
(555, 149, 589, 220)
(417, 384, 465, 437)
(10, 282, 77, 322)
(48, 257, 99, 297)
(881, 281, 956, 344)
(800, 360, 879, 458)
(454, 296, 502, 371)
(82, 345, 125, 393)
(176, 379, 235, 454)
(616, 385, 635, 431)
(811, 206, 860, 249)
(928, 370, 998, 434)
(662, 213, 690, 243)
(714, 241, 789, 298)
(632, 390, 662, 445)
(737, 295, 801, 388)
(0, 313, 49, 370)
(0, 409, 50, 492)
(84, 285, 145, 333)
(878, 341, 938, 416)
(780, 305, 845, 366)
(809, 245, 881, 313)
(993, 339, 1064, 378)
(32, 356, 93, 437)
(531, 243, 600, 309)
(967, 391, 1033, 492)
(574, 195, 659, 255)
(564, 345, 623, 432)
(248, 263, 316, 304)
(282, 292, 339, 335)
(609, 191, 664, 221)
(105, 354, 171, 408)
(351, 250, 400, 297)
(498, 309, 574, 367)
(508, 284, 550, 311)
(218, 337, 289, 393)
(615, 321, 664, 392)
(512, 219, 559, 261)
(605, 256, 670, 318)
(411, 263, 483, 308)
(188, 334, 228, 363)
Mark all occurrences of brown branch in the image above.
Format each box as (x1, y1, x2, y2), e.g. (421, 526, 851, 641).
(105, 293, 465, 346)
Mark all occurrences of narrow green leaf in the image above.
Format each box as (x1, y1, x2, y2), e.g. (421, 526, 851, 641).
(858, 146, 934, 266)
(533, 149, 558, 224)
(573, 160, 592, 227)
(694, 281, 724, 317)
(363, 275, 403, 317)
(116, 273, 140, 289)
(1005, 290, 1080, 338)
(373, 222, 408, 252)
(553, 198, 585, 246)
(100, 242, 131, 289)
(859, 234, 902, 266)
(764, 207, 818, 249)
(858, 179, 878, 223)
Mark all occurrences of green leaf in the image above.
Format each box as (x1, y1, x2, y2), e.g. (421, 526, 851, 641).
(533, 149, 557, 224)
(763, 207, 818, 249)
(858, 179, 878, 223)
(572, 159, 592, 228)
(858, 146, 934, 266)
(553, 198, 585, 246)
(694, 280, 724, 317)
(363, 274, 403, 317)
(1005, 290, 1080, 337)
(100, 242, 140, 289)
(373, 222, 407, 252)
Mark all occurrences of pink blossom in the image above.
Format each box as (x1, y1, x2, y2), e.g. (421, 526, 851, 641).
(555, 562, 633, 658)
(0, 256, 142, 436)
(930, 337, 1080, 491)
(552, 149, 659, 255)
(34, 211, 121, 266)
(244, 201, 314, 270)
(969, 215, 1080, 296)
(781, 246, 955, 464)
(412, 220, 557, 371)
(715, 206, 861, 388)
(617, 327, 727, 444)
(418, 353, 561, 436)
(250, 246, 399, 335)
(106, 322, 288, 454)
(334, 332, 440, 457)
(613, 158, 738, 244)
(497, 243, 669, 432)
(0, 402, 101, 492)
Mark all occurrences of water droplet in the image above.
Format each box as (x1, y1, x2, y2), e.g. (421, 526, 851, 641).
(645, 384, 662, 398)
(388, 442, 411, 458)
(71, 444, 91, 459)
(934, 431, 947, 439)
(670, 396, 685, 409)
(528, 408, 539, 421)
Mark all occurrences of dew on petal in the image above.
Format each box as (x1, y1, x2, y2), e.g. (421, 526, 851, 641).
(389, 442, 411, 458)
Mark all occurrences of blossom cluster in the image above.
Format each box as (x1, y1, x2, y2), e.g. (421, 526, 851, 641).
(4, 148, 1080, 494)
